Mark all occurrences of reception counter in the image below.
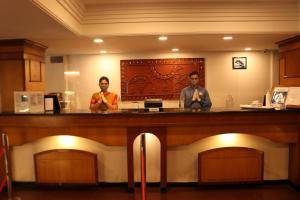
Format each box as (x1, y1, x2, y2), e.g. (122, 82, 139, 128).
(0, 108, 300, 190)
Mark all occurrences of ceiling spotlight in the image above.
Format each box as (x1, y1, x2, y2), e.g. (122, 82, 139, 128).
(64, 71, 80, 76)
(171, 48, 179, 52)
(100, 50, 107, 54)
(94, 38, 103, 43)
(223, 36, 233, 40)
(158, 36, 168, 41)
(245, 47, 252, 51)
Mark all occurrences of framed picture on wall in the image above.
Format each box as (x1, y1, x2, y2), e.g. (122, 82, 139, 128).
(232, 57, 247, 69)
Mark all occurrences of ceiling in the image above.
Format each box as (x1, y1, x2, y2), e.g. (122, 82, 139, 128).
(0, 0, 298, 55)
(82, 0, 296, 6)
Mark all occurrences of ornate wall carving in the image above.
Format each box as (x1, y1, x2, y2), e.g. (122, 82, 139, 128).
(121, 58, 205, 100)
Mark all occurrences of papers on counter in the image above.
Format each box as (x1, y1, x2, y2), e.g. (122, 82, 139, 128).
(14, 91, 44, 113)
(240, 104, 275, 110)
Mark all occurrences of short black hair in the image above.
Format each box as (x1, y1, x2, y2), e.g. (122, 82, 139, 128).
(99, 76, 109, 84)
(189, 71, 199, 77)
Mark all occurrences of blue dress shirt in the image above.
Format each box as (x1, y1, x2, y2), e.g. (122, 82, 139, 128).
(180, 86, 212, 109)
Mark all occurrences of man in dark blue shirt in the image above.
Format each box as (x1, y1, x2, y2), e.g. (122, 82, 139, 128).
(179, 71, 212, 109)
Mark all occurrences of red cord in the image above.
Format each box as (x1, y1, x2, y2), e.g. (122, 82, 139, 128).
(0, 176, 7, 192)
(0, 147, 5, 158)
(141, 146, 146, 200)
(0, 147, 7, 192)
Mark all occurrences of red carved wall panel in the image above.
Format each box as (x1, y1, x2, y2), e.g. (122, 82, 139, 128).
(120, 58, 205, 100)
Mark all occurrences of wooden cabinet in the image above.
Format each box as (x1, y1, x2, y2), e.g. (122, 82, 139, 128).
(277, 35, 300, 86)
(34, 149, 98, 185)
(0, 39, 47, 112)
(198, 147, 264, 184)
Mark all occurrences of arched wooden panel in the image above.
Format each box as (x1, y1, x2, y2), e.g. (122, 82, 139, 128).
(198, 147, 263, 184)
(34, 149, 97, 185)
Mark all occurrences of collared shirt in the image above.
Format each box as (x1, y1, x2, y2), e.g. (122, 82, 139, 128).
(180, 86, 212, 109)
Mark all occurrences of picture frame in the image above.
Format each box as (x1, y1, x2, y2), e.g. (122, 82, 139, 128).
(232, 57, 247, 69)
(44, 94, 61, 113)
(14, 91, 44, 113)
(271, 87, 289, 105)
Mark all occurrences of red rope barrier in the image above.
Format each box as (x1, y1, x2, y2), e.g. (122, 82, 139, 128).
(0, 147, 6, 192)
(141, 145, 146, 200)
(0, 175, 7, 192)
(140, 134, 146, 200)
(0, 147, 5, 158)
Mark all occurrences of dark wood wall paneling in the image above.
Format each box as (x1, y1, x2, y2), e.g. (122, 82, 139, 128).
(277, 35, 300, 86)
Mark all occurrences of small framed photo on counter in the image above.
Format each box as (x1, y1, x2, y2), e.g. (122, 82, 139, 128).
(232, 57, 247, 69)
(44, 94, 60, 113)
(271, 87, 288, 105)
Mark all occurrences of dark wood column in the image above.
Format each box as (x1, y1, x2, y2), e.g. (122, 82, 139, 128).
(289, 116, 300, 187)
(127, 127, 167, 192)
(277, 35, 300, 86)
(0, 39, 47, 112)
(277, 35, 300, 187)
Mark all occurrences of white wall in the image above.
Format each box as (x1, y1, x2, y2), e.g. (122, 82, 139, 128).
(44, 57, 65, 94)
(45, 51, 275, 109)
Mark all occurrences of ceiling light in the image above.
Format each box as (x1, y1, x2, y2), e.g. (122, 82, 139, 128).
(245, 47, 252, 51)
(64, 71, 80, 75)
(171, 48, 179, 52)
(158, 36, 168, 41)
(100, 50, 107, 54)
(223, 36, 233, 40)
(94, 38, 103, 43)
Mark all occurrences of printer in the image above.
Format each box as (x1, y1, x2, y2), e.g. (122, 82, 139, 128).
(144, 98, 163, 112)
